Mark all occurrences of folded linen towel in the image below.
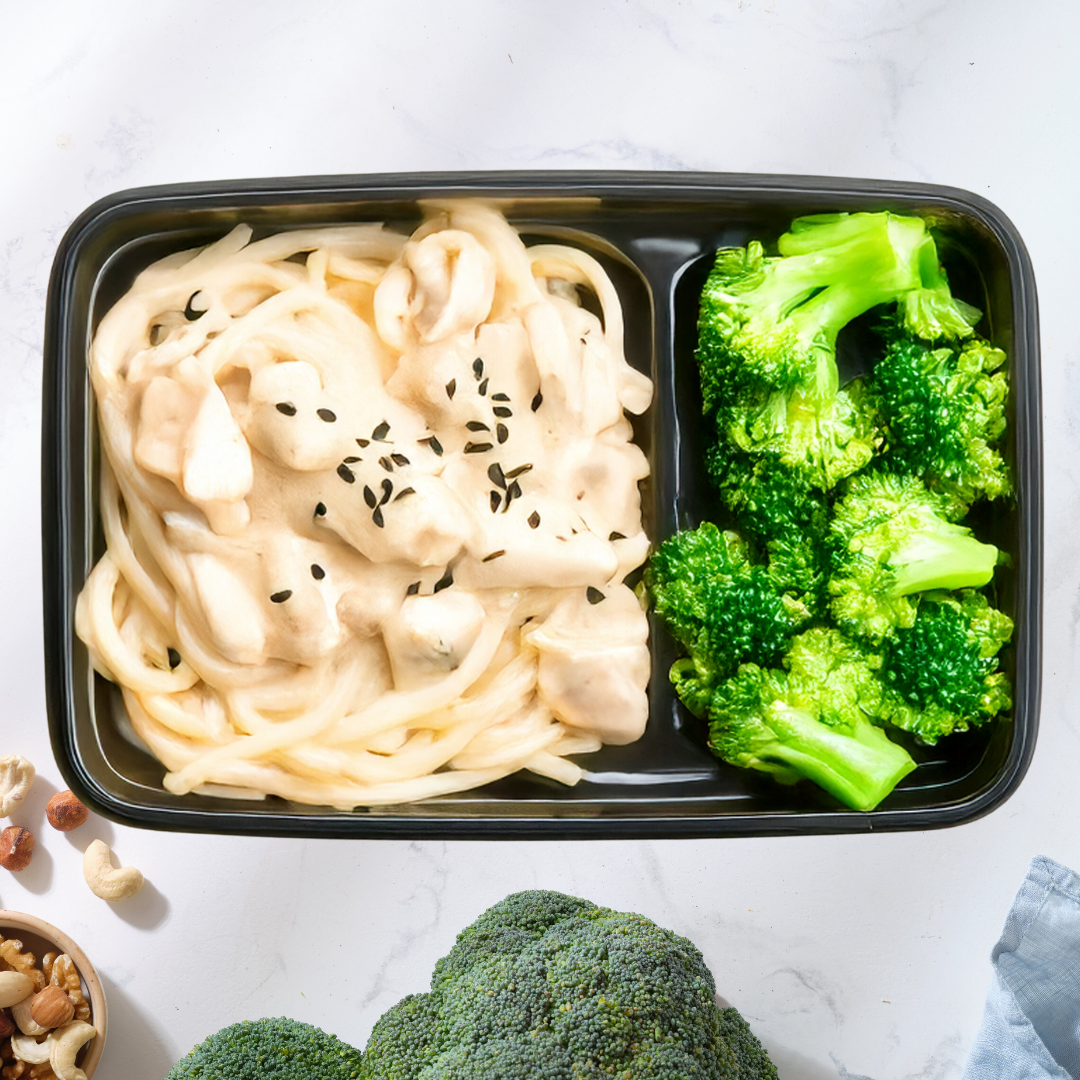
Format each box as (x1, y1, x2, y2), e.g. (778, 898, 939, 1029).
(963, 856, 1080, 1079)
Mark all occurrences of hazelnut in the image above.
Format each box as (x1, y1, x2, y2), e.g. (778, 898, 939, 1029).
(46, 791, 89, 832)
(0, 1008, 13, 1038)
(29, 986, 74, 1030)
(0, 826, 33, 871)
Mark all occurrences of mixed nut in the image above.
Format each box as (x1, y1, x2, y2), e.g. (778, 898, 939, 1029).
(0, 937, 94, 1080)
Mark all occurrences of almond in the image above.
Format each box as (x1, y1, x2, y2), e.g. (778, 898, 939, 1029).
(29, 986, 74, 1030)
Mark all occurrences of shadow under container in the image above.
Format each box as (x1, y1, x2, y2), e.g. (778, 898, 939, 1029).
(42, 171, 1042, 839)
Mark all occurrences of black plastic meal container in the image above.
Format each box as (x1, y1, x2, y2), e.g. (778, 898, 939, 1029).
(41, 171, 1042, 838)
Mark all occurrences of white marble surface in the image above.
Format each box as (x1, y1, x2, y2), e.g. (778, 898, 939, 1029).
(0, 1, 1075, 1076)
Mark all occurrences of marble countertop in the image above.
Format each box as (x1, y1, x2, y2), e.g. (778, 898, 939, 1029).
(1, 2, 1074, 1076)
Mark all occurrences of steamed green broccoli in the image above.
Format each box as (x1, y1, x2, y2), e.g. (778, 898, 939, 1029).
(828, 471, 1000, 642)
(166, 1017, 364, 1079)
(706, 440, 831, 612)
(697, 212, 974, 414)
(879, 591, 1013, 743)
(707, 629, 916, 811)
(696, 212, 976, 492)
(871, 329, 1011, 517)
(360, 890, 777, 1079)
(645, 523, 811, 715)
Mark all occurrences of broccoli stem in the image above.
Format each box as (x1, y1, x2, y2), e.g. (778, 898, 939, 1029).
(889, 531, 998, 595)
(743, 703, 916, 811)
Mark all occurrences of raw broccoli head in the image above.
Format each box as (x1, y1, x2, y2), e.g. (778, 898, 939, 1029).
(879, 591, 1014, 743)
(696, 211, 976, 417)
(872, 329, 1010, 517)
(166, 1017, 364, 1080)
(360, 889, 774, 1079)
(707, 628, 916, 811)
(828, 471, 1000, 642)
(645, 523, 812, 714)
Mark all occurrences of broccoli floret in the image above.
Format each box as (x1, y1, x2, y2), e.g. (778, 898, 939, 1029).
(645, 523, 812, 715)
(879, 591, 1014, 743)
(697, 212, 972, 413)
(166, 1017, 364, 1079)
(696, 212, 977, 492)
(706, 440, 831, 612)
(872, 330, 1010, 517)
(718, 1007, 779, 1080)
(707, 629, 916, 811)
(361, 889, 771, 1079)
(828, 471, 1000, 642)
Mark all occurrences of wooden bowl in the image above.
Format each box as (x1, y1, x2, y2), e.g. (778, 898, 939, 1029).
(0, 911, 106, 1078)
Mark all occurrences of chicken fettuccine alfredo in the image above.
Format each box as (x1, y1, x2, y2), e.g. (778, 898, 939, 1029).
(76, 203, 654, 807)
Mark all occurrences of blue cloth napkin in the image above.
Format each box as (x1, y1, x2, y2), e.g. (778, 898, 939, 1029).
(963, 857, 1080, 1079)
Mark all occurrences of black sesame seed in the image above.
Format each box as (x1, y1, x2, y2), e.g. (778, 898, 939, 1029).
(394, 487, 415, 501)
(363, 485, 377, 508)
(337, 464, 355, 483)
(380, 479, 393, 505)
(406, 581, 421, 596)
(466, 420, 490, 432)
(311, 564, 325, 580)
(356, 438, 370, 448)
(424, 435, 444, 456)
(276, 402, 298, 416)
(609, 531, 626, 541)
(528, 510, 541, 528)
(184, 292, 207, 321)
(372, 420, 390, 441)
(167, 648, 181, 669)
(502, 480, 522, 513)
(379, 457, 394, 471)
(446, 379, 457, 399)
(496, 423, 509, 444)
(488, 463, 506, 489)
(344, 456, 360, 463)
(531, 391, 543, 411)
(372, 506, 385, 528)
(464, 441, 493, 454)
(506, 463, 533, 479)
(492, 406, 512, 418)
(317, 408, 337, 423)
(478, 377, 489, 396)
(390, 452, 410, 466)
(433, 569, 454, 593)
(270, 590, 293, 604)
(586, 587, 606, 605)
(482, 550, 506, 562)
(472, 357, 484, 379)
(490, 491, 502, 513)
(492, 392, 510, 402)
(315, 502, 327, 516)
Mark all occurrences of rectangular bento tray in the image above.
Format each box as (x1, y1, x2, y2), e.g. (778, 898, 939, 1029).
(42, 171, 1042, 839)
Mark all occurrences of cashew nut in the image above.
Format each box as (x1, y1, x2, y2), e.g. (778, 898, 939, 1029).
(82, 839, 144, 901)
(11, 995, 48, 1035)
(48, 1020, 96, 1080)
(0, 971, 33, 1008)
(0, 755, 35, 817)
(10, 1032, 50, 1064)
